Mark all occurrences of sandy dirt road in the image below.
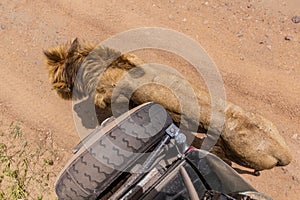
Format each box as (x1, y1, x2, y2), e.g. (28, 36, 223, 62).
(0, 0, 299, 199)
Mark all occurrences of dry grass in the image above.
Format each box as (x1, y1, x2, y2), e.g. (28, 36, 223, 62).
(0, 121, 61, 200)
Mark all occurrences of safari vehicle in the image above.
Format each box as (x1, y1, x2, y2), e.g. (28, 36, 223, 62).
(54, 102, 272, 200)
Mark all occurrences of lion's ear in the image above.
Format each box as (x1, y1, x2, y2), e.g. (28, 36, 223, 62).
(68, 38, 79, 57)
(44, 48, 65, 64)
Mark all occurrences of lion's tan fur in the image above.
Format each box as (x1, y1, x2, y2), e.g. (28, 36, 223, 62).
(44, 39, 292, 171)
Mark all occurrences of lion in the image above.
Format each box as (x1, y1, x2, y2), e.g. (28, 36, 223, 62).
(44, 38, 292, 173)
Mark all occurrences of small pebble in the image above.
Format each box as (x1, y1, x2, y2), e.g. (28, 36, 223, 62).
(237, 30, 243, 37)
(168, 14, 173, 19)
(285, 35, 292, 41)
(281, 167, 288, 174)
(182, 18, 187, 22)
(291, 176, 298, 182)
(291, 134, 298, 140)
(169, 0, 175, 3)
(292, 16, 300, 23)
(266, 45, 272, 50)
(1, 24, 5, 30)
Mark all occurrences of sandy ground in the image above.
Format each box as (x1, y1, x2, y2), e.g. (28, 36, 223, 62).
(0, 0, 299, 199)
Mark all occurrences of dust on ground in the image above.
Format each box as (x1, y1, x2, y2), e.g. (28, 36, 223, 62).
(0, 0, 299, 199)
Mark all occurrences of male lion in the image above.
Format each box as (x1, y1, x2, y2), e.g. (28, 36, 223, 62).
(44, 38, 292, 173)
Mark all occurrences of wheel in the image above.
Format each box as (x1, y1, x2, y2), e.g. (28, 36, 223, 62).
(55, 102, 173, 200)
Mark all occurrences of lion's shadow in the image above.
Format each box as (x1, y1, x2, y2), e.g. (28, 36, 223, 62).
(73, 96, 112, 129)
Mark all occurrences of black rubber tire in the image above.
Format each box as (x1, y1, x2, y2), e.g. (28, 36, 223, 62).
(55, 103, 172, 200)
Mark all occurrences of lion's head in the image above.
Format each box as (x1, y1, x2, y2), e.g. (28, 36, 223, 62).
(44, 38, 94, 99)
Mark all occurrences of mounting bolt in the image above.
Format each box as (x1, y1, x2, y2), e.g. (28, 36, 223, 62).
(175, 133, 186, 144)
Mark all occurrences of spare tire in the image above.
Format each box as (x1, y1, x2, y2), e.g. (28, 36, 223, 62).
(55, 102, 173, 200)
